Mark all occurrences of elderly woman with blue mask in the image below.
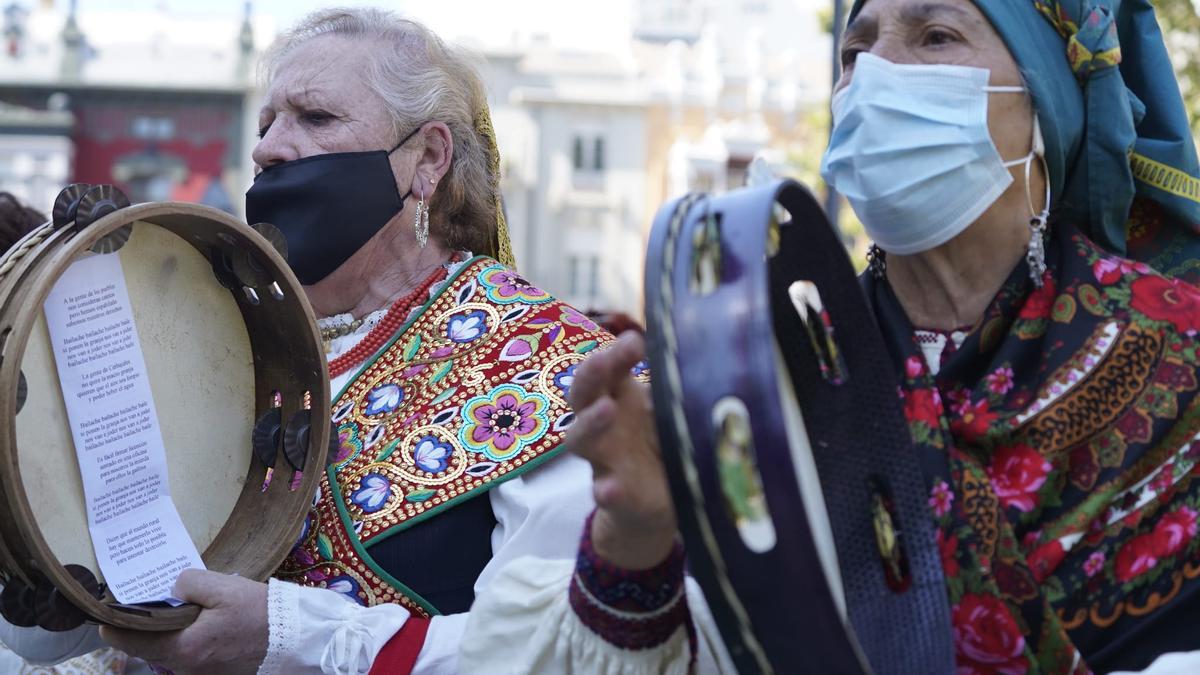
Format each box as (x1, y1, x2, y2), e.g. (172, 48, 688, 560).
(461, 1, 1200, 673)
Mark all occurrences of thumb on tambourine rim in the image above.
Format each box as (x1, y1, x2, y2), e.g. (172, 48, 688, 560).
(170, 568, 237, 608)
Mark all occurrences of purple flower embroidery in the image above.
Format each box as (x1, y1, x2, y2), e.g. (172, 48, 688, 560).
(459, 384, 550, 460)
(561, 306, 599, 331)
(325, 575, 365, 605)
(480, 266, 551, 305)
(334, 428, 354, 463)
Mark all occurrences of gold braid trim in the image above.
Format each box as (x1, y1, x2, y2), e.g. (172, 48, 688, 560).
(474, 103, 517, 269)
(1131, 152, 1200, 205)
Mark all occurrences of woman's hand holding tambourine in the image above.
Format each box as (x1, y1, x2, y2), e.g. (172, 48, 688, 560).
(568, 332, 678, 570)
(99, 569, 268, 674)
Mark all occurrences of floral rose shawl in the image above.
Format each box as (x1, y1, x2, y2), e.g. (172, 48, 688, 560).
(863, 224, 1200, 674)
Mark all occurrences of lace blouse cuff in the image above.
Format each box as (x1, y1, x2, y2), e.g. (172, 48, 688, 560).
(257, 578, 410, 675)
(568, 511, 691, 651)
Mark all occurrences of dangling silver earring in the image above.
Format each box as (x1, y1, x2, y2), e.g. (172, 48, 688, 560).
(1024, 152, 1051, 288)
(867, 244, 886, 280)
(422, 186, 432, 247)
(1026, 213, 1048, 288)
(415, 188, 429, 249)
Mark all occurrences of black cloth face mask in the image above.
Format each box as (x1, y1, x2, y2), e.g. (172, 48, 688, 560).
(245, 124, 424, 285)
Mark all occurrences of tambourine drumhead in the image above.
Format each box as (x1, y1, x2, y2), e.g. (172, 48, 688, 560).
(0, 201, 329, 631)
(18, 222, 254, 578)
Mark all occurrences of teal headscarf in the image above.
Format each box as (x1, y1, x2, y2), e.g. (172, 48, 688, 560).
(846, 0, 1200, 278)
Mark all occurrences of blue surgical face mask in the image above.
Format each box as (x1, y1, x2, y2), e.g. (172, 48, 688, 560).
(819, 52, 1042, 256)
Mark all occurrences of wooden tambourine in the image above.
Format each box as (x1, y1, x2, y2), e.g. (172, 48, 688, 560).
(0, 185, 330, 631)
(645, 179, 955, 673)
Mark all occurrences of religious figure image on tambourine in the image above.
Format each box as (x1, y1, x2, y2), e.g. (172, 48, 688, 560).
(644, 178, 955, 674)
(0, 184, 330, 633)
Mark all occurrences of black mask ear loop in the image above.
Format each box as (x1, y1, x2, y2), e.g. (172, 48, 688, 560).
(389, 122, 432, 205)
(388, 123, 430, 207)
(389, 122, 427, 154)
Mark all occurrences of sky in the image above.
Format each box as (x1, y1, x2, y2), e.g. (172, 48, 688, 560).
(71, 0, 639, 51)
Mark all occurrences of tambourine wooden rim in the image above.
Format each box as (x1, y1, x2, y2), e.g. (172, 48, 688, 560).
(0, 201, 330, 631)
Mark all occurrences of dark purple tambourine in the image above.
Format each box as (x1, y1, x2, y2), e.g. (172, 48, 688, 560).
(644, 179, 954, 674)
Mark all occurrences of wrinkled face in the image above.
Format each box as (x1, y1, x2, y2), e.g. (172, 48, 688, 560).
(252, 35, 402, 173)
(838, 0, 1034, 168)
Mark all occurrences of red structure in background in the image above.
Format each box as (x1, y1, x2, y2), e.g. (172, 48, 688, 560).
(72, 106, 228, 184)
(0, 1, 254, 214)
(0, 86, 247, 212)
(66, 101, 238, 208)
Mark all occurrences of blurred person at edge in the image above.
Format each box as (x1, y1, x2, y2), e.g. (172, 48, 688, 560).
(0, 8, 627, 675)
(0, 192, 44, 252)
(458, 0, 1200, 674)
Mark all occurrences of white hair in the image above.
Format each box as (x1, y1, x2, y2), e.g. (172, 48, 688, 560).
(262, 8, 494, 253)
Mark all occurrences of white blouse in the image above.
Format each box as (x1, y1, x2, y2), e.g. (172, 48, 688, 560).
(461, 558, 736, 674)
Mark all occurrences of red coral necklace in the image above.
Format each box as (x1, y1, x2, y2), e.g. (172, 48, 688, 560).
(327, 266, 450, 378)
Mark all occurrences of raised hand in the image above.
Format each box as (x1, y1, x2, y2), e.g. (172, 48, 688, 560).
(569, 331, 678, 570)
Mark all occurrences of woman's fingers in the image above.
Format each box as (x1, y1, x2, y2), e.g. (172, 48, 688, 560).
(567, 333, 679, 569)
(99, 625, 180, 665)
(569, 331, 648, 411)
(99, 573, 268, 674)
(610, 331, 647, 369)
(171, 568, 232, 608)
(568, 395, 617, 463)
(568, 348, 616, 411)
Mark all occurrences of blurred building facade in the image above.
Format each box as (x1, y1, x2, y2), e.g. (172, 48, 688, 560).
(488, 0, 830, 314)
(0, 0, 258, 214)
(0, 0, 830, 315)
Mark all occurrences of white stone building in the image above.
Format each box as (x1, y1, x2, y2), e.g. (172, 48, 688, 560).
(0, 0, 833, 316)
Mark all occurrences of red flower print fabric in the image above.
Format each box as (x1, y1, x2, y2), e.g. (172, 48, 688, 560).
(953, 594, 1030, 675)
(863, 223, 1200, 674)
(1130, 275, 1200, 335)
(987, 444, 1052, 513)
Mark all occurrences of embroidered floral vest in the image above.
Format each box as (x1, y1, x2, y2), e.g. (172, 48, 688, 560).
(275, 257, 611, 616)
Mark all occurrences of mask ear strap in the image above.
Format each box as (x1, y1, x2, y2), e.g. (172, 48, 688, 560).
(389, 122, 428, 154)
(1004, 115, 1048, 219)
(391, 124, 427, 206)
(1022, 116, 1049, 221)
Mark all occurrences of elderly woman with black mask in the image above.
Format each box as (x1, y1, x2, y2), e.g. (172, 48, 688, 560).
(0, 9, 612, 674)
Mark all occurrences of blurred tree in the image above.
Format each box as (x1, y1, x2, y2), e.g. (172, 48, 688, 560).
(1155, 0, 1200, 140)
(781, 104, 869, 272)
